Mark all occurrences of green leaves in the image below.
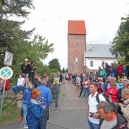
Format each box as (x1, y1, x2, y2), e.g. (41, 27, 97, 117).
(110, 16, 129, 66)
(48, 58, 61, 71)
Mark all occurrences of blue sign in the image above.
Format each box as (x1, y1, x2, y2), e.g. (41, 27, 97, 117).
(0, 67, 13, 80)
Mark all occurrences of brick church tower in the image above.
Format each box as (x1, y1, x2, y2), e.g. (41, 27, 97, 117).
(68, 20, 86, 73)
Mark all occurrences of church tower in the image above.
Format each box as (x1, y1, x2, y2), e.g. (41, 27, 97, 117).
(68, 20, 86, 73)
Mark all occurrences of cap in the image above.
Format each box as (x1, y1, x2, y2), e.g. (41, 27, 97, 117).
(24, 59, 28, 61)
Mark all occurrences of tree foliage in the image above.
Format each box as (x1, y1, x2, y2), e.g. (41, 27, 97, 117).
(0, 0, 55, 84)
(110, 15, 129, 66)
(48, 58, 61, 71)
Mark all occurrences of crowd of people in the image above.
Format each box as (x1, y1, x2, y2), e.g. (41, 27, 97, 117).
(67, 62, 129, 129)
(10, 59, 65, 129)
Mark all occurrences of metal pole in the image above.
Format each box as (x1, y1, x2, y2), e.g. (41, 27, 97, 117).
(0, 79, 6, 113)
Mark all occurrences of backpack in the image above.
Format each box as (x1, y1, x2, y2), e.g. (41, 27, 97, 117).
(100, 70, 105, 77)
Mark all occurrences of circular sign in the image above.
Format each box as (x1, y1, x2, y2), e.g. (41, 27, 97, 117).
(0, 67, 13, 80)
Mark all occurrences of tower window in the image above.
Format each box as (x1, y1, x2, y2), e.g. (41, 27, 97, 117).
(75, 62, 78, 67)
(102, 61, 104, 68)
(90, 61, 93, 67)
(76, 36, 79, 39)
(76, 42, 78, 46)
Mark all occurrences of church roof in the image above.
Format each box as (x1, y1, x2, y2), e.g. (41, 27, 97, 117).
(68, 20, 86, 35)
(85, 44, 116, 58)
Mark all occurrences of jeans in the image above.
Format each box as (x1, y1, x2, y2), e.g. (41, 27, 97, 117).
(39, 107, 49, 129)
(22, 103, 27, 125)
(29, 72, 34, 82)
(88, 119, 99, 129)
(110, 72, 115, 77)
(79, 84, 83, 96)
(53, 94, 58, 108)
(12, 85, 25, 94)
(22, 73, 29, 78)
(83, 88, 89, 97)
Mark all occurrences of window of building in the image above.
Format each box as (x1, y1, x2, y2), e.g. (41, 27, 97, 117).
(76, 36, 79, 39)
(75, 58, 78, 67)
(90, 61, 93, 67)
(76, 42, 78, 46)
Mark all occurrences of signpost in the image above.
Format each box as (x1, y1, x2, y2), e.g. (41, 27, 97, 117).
(0, 67, 13, 113)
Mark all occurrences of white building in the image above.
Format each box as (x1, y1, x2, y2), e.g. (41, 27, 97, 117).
(84, 44, 117, 71)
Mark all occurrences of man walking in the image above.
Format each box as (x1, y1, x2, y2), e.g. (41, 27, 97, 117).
(37, 78, 52, 129)
(88, 82, 106, 129)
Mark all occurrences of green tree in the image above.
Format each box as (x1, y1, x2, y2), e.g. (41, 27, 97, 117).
(48, 58, 61, 71)
(110, 15, 129, 66)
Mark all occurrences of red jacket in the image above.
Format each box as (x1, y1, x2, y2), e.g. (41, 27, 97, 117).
(5, 80, 10, 91)
(117, 65, 123, 74)
(106, 87, 118, 102)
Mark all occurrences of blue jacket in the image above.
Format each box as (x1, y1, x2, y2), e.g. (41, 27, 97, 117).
(23, 88, 32, 104)
(36, 85, 52, 107)
(27, 99, 44, 129)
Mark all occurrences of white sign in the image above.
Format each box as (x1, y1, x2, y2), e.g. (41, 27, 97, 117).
(4, 51, 13, 66)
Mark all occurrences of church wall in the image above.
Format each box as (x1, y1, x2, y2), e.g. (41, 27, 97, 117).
(85, 58, 117, 70)
(68, 34, 86, 73)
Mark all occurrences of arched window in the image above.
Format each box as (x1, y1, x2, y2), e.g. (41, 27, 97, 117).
(90, 61, 93, 67)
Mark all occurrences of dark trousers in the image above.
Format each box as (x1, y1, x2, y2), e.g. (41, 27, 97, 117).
(29, 72, 34, 82)
(79, 84, 83, 96)
(38, 107, 49, 129)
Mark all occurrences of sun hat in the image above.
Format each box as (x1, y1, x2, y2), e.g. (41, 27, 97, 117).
(24, 58, 28, 61)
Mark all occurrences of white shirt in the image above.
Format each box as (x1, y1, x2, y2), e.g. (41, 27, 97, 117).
(88, 92, 106, 124)
(17, 78, 25, 86)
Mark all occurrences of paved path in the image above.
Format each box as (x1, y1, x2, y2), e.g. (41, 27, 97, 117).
(1, 81, 89, 129)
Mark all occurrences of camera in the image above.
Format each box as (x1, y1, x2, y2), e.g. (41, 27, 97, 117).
(39, 97, 44, 103)
(90, 112, 94, 117)
(109, 93, 112, 95)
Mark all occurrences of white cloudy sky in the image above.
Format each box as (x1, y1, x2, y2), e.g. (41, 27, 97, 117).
(22, 0, 129, 69)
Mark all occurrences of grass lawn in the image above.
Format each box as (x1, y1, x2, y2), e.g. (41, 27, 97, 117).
(0, 104, 20, 127)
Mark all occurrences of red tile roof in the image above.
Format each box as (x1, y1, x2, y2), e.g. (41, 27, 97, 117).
(68, 20, 86, 35)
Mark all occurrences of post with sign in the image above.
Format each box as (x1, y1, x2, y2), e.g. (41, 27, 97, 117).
(0, 67, 13, 113)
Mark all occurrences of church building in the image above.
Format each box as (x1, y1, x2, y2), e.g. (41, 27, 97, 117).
(68, 20, 117, 73)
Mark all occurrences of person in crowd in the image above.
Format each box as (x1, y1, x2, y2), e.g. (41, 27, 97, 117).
(32, 74, 41, 88)
(29, 61, 36, 82)
(27, 89, 44, 129)
(76, 74, 81, 92)
(107, 77, 120, 89)
(88, 82, 106, 129)
(117, 79, 129, 103)
(97, 101, 128, 129)
(122, 65, 128, 77)
(99, 67, 105, 79)
(117, 63, 123, 79)
(114, 65, 118, 81)
(118, 78, 124, 89)
(12, 73, 25, 95)
(109, 63, 115, 77)
(46, 76, 51, 89)
(97, 78, 104, 94)
(52, 78, 60, 110)
(59, 73, 63, 84)
(82, 75, 90, 100)
(104, 76, 112, 92)
(20, 59, 30, 78)
(42, 73, 47, 79)
(106, 81, 118, 102)
(104, 62, 110, 80)
(36, 78, 52, 129)
(92, 75, 97, 82)
(118, 89, 129, 128)
(22, 78, 33, 128)
(78, 73, 85, 97)
(0, 78, 10, 95)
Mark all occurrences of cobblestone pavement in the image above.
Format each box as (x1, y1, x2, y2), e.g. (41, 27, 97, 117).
(1, 81, 89, 129)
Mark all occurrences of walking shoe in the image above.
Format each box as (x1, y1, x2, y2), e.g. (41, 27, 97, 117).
(53, 107, 57, 110)
(83, 97, 85, 100)
(18, 116, 23, 122)
(24, 125, 28, 128)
